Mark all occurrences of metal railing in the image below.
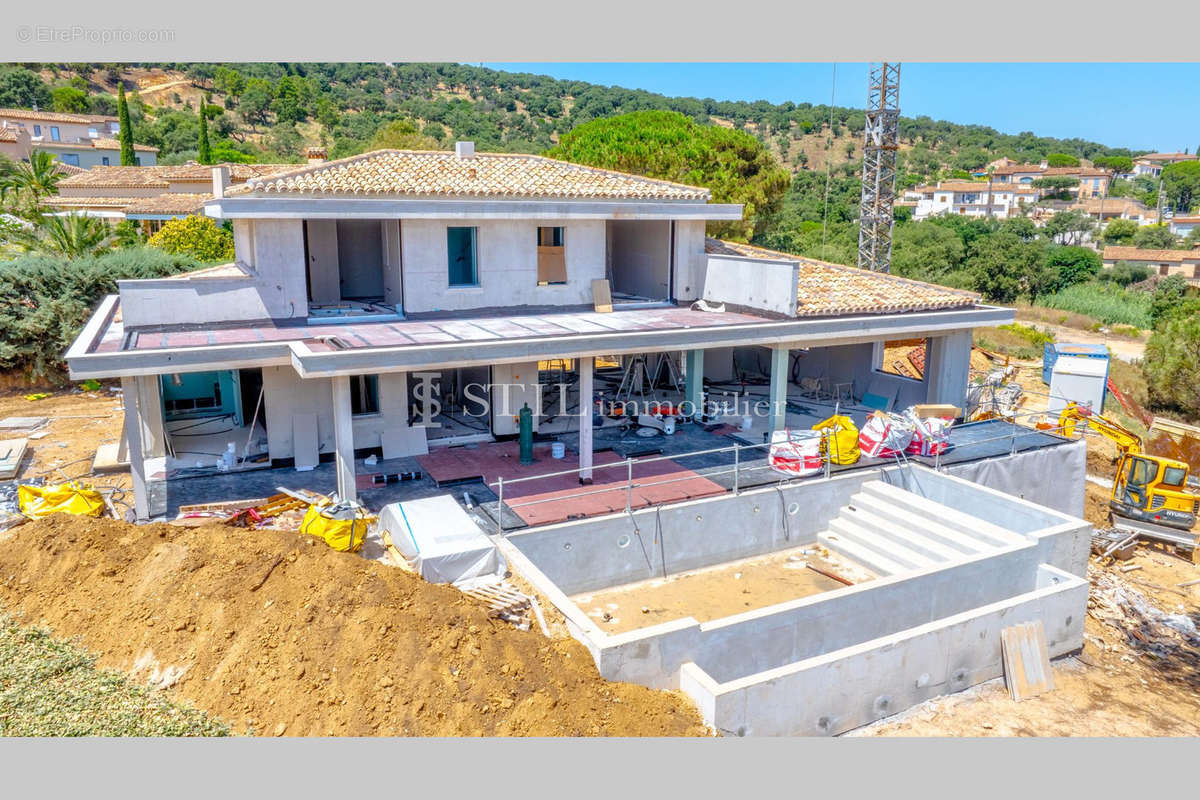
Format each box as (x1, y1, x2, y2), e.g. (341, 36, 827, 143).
(489, 411, 1082, 537)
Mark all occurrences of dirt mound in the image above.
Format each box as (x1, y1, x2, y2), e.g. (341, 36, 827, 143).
(0, 516, 707, 736)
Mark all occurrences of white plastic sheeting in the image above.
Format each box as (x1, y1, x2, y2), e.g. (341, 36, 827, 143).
(378, 494, 506, 585)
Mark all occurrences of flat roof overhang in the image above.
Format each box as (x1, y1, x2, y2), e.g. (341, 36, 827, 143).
(65, 300, 1014, 380)
(204, 196, 745, 221)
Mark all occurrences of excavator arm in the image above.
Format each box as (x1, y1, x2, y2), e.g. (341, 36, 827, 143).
(1058, 402, 1142, 454)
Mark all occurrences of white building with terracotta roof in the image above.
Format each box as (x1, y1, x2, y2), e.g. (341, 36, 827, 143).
(1133, 152, 1196, 178)
(0, 108, 157, 168)
(1102, 245, 1200, 281)
(66, 142, 1010, 521)
(904, 181, 1037, 220)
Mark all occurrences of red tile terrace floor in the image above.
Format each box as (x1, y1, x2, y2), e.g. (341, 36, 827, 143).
(417, 440, 726, 526)
(110, 305, 768, 353)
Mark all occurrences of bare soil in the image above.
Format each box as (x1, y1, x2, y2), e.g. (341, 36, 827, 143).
(572, 546, 869, 634)
(0, 515, 707, 736)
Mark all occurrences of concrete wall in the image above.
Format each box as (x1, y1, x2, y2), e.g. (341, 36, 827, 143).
(702, 254, 798, 317)
(119, 219, 308, 327)
(401, 218, 606, 312)
(260, 367, 419, 460)
(507, 469, 880, 595)
(924, 331, 973, 407)
(608, 220, 671, 300)
(681, 564, 1088, 736)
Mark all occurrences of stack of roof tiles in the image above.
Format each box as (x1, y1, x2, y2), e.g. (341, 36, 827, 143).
(704, 238, 980, 316)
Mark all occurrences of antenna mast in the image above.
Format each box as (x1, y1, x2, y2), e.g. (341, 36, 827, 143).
(858, 62, 901, 273)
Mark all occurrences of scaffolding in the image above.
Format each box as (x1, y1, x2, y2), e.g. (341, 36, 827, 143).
(858, 62, 901, 274)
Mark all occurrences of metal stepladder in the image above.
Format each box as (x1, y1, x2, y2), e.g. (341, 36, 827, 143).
(615, 352, 683, 403)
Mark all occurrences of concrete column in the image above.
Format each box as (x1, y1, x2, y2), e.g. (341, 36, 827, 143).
(925, 331, 973, 409)
(768, 344, 789, 437)
(136, 375, 166, 458)
(120, 376, 149, 522)
(331, 376, 356, 502)
(578, 356, 594, 483)
(685, 349, 704, 416)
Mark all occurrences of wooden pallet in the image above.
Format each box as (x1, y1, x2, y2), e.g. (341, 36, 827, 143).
(1001, 620, 1055, 702)
(462, 580, 549, 635)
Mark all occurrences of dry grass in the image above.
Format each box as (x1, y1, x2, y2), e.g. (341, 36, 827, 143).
(0, 610, 228, 737)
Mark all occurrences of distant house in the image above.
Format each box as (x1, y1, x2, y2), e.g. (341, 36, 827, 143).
(1102, 246, 1200, 282)
(44, 160, 299, 233)
(1071, 197, 1156, 225)
(0, 108, 157, 168)
(1132, 152, 1196, 179)
(905, 181, 1036, 220)
(990, 162, 1110, 199)
(1167, 215, 1200, 238)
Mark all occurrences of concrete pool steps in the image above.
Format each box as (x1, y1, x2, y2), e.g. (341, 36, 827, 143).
(818, 480, 1032, 576)
(858, 481, 1029, 549)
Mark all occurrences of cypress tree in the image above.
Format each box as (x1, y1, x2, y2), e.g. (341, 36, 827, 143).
(198, 99, 212, 165)
(117, 84, 135, 166)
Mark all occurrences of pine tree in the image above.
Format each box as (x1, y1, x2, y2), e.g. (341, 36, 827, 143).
(198, 97, 212, 165)
(117, 84, 135, 166)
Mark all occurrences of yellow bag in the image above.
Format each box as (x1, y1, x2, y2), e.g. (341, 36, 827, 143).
(18, 482, 106, 519)
(811, 415, 861, 465)
(299, 502, 374, 553)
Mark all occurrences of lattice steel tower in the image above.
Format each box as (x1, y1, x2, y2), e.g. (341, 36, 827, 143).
(857, 62, 901, 273)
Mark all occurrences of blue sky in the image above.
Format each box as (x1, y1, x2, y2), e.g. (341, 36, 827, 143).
(483, 63, 1200, 153)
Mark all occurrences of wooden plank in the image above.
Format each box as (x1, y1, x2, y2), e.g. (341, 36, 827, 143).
(1001, 621, 1054, 701)
(292, 413, 319, 471)
(0, 438, 28, 480)
(591, 279, 613, 313)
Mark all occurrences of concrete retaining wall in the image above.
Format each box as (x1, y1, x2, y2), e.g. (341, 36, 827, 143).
(702, 254, 798, 317)
(506, 469, 880, 595)
(680, 563, 1088, 736)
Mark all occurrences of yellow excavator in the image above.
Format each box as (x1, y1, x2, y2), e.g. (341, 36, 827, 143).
(1059, 402, 1200, 534)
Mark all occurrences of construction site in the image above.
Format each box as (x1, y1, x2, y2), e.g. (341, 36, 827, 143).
(1, 64, 1197, 739)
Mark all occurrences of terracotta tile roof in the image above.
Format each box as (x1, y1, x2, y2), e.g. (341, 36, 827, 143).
(43, 195, 136, 209)
(1044, 166, 1109, 178)
(228, 149, 711, 201)
(1073, 198, 1149, 215)
(705, 238, 980, 316)
(56, 166, 171, 189)
(1103, 246, 1199, 263)
(1171, 215, 1200, 223)
(0, 108, 117, 124)
(1135, 153, 1196, 163)
(991, 163, 1044, 175)
(165, 163, 297, 181)
(88, 137, 158, 153)
(123, 193, 209, 216)
(53, 162, 87, 176)
(913, 181, 1036, 195)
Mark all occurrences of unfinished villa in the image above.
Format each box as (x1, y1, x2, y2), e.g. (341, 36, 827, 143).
(65, 144, 1092, 736)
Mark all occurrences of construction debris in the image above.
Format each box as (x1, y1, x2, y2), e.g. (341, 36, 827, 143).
(1000, 620, 1055, 701)
(0, 438, 28, 480)
(1088, 564, 1199, 657)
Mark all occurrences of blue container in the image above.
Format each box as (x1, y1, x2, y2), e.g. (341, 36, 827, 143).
(1043, 342, 1108, 386)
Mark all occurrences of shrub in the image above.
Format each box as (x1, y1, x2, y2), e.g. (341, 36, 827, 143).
(1144, 312, 1200, 418)
(1098, 260, 1151, 287)
(1035, 282, 1153, 329)
(147, 215, 234, 262)
(0, 247, 202, 379)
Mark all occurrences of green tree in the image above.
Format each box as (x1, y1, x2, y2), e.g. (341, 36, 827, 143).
(239, 78, 274, 127)
(1102, 217, 1138, 246)
(367, 119, 439, 151)
(12, 213, 115, 258)
(1044, 245, 1101, 289)
(1094, 155, 1133, 174)
(117, 84, 135, 166)
(890, 220, 965, 282)
(146, 215, 234, 261)
(1042, 209, 1094, 246)
(1143, 311, 1200, 416)
(1161, 160, 1200, 212)
(1133, 224, 1178, 250)
(1046, 153, 1080, 167)
(212, 66, 246, 100)
(198, 99, 212, 165)
(965, 232, 1048, 303)
(1150, 274, 1190, 327)
(1032, 175, 1080, 200)
(1098, 261, 1151, 287)
(0, 67, 52, 108)
(546, 110, 790, 240)
(50, 86, 89, 113)
(0, 151, 65, 216)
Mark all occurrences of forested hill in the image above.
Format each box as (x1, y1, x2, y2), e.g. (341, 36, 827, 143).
(2, 62, 1138, 179)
